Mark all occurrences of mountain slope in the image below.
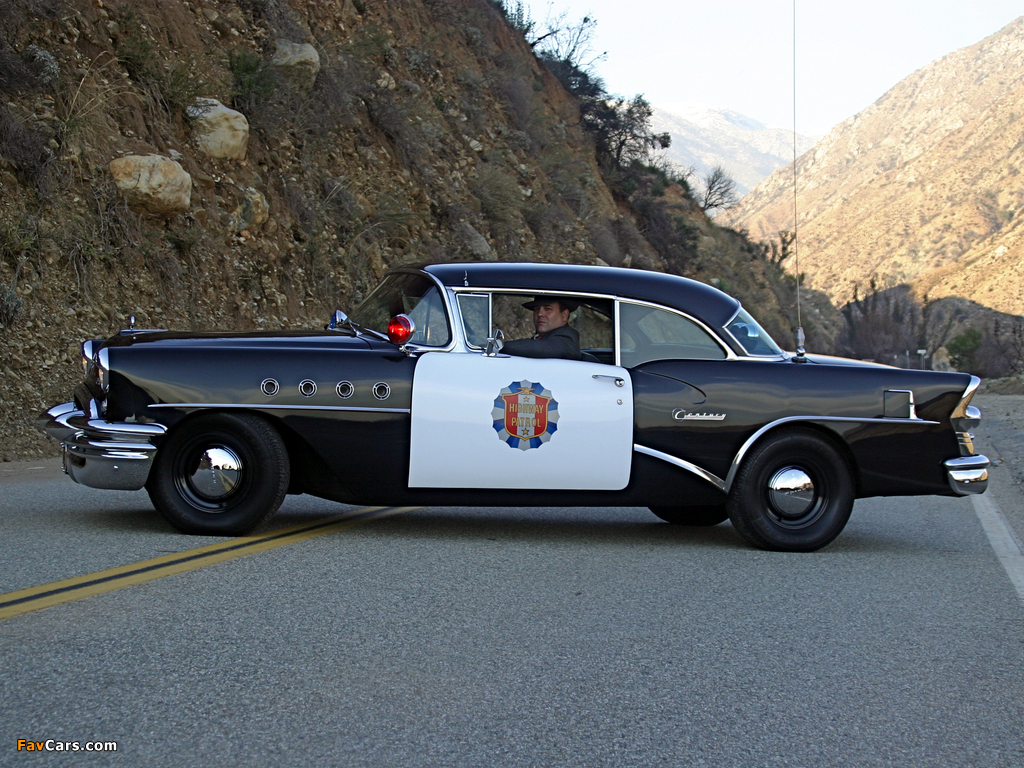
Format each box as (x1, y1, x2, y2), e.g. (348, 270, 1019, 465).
(723, 15, 1024, 313)
(0, 0, 806, 459)
(652, 105, 817, 197)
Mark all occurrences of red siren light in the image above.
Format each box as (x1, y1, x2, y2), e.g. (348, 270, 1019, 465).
(387, 314, 416, 344)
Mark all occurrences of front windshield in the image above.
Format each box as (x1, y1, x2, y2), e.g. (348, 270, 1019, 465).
(725, 308, 784, 356)
(350, 273, 451, 347)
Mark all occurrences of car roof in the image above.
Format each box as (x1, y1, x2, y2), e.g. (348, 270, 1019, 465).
(418, 262, 741, 328)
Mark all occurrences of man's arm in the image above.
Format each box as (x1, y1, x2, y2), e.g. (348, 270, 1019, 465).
(503, 326, 582, 360)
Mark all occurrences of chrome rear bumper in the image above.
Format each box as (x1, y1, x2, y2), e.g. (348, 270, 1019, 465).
(37, 402, 166, 491)
(944, 455, 989, 496)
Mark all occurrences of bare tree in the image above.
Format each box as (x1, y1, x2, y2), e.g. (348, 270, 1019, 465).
(529, 10, 605, 74)
(990, 317, 1024, 374)
(699, 164, 739, 212)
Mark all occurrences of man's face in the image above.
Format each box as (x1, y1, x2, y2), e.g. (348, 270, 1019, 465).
(533, 301, 570, 334)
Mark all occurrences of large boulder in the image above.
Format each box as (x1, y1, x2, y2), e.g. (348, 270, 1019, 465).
(270, 39, 320, 94)
(188, 98, 249, 160)
(109, 155, 191, 215)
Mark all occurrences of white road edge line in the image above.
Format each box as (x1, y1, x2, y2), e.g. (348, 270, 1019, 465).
(971, 493, 1024, 606)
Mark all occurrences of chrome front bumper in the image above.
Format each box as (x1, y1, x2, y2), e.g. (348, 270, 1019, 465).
(37, 402, 166, 491)
(944, 455, 989, 496)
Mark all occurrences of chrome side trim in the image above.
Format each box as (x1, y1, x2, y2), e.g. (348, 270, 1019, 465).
(951, 377, 983, 457)
(634, 444, 726, 491)
(37, 402, 165, 439)
(148, 403, 411, 414)
(723, 415, 940, 492)
(951, 375, 982, 419)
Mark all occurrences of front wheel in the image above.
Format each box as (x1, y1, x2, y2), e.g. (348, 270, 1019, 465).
(727, 429, 853, 552)
(147, 412, 290, 535)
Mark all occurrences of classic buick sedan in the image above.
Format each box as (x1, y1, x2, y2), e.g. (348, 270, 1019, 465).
(39, 262, 989, 551)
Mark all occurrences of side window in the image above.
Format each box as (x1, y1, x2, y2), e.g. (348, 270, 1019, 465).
(457, 293, 491, 349)
(619, 302, 726, 367)
(575, 304, 614, 362)
(404, 286, 451, 346)
(487, 294, 615, 363)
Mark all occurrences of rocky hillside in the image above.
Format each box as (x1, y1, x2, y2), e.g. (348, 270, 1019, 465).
(723, 15, 1024, 313)
(0, 0, 811, 460)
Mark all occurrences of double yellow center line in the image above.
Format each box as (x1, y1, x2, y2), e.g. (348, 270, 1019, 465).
(0, 506, 415, 621)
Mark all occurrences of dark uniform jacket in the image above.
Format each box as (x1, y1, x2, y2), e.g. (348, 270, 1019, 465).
(502, 325, 582, 360)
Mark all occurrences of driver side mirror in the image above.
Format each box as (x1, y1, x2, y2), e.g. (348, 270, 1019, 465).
(484, 329, 505, 356)
(327, 309, 348, 330)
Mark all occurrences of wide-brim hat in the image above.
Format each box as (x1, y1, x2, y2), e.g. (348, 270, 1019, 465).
(522, 296, 579, 313)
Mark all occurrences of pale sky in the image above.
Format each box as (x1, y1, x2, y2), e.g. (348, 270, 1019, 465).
(519, 0, 1023, 135)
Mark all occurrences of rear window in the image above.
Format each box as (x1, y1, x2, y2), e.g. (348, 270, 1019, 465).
(619, 303, 727, 367)
(725, 309, 783, 356)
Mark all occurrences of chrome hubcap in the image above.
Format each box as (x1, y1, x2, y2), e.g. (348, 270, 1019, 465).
(767, 467, 815, 518)
(190, 446, 242, 500)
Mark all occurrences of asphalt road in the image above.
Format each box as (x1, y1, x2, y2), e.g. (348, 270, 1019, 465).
(1, 424, 1023, 767)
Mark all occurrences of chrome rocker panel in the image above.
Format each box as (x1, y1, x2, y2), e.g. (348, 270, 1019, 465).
(38, 402, 166, 492)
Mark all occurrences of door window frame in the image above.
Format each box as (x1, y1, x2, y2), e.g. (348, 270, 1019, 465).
(446, 287, 738, 365)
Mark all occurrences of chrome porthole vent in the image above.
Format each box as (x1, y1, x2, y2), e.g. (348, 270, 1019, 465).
(261, 378, 280, 397)
(337, 381, 354, 399)
(373, 382, 391, 400)
(298, 379, 318, 397)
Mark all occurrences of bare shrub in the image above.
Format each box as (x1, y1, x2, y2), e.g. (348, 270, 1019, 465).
(473, 164, 523, 225)
(321, 178, 364, 235)
(55, 57, 121, 144)
(587, 218, 620, 265)
(0, 273, 23, 328)
(0, 101, 52, 195)
(540, 145, 591, 215)
(362, 90, 426, 169)
(524, 201, 572, 241)
(0, 0, 64, 43)
(611, 216, 649, 264)
(228, 49, 277, 116)
(0, 45, 38, 93)
(0, 218, 29, 327)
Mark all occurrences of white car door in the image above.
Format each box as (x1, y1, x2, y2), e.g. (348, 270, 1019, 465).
(408, 352, 634, 490)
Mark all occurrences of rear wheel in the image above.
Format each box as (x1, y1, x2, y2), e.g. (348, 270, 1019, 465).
(727, 429, 853, 552)
(147, 412, 290, 535)
(649, 504, 728, 526)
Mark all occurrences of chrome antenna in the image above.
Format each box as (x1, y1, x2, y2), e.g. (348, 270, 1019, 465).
(793, 0, 806, 362)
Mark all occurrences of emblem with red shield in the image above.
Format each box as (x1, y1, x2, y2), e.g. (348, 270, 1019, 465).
(492, 380, 559, 450)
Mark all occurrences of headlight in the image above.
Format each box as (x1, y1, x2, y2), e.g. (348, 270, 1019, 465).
(81, 340, 96, 377)
(97, 347, 110, 392)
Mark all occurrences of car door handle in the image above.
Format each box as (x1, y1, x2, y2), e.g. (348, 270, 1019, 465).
(592, 375, 625, 387)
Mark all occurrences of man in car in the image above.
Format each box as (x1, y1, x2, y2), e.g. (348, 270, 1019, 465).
(502, 296, 582, 360)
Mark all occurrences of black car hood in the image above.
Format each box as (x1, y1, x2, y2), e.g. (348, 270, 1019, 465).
(100, 329, 375, 352)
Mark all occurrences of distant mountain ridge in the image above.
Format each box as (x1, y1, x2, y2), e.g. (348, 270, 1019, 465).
(651, 105, 818, 197)
(722, 15, 1024, 315)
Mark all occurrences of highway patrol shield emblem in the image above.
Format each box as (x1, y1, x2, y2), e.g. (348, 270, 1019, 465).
(492, 380, 559, 450)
